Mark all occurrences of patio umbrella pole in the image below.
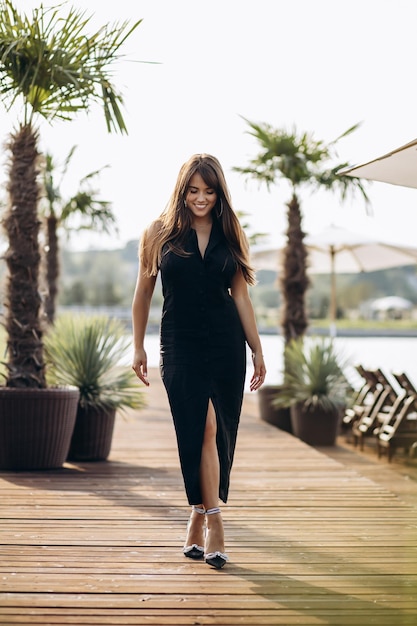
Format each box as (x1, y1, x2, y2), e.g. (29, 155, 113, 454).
(330, 246, 337, 337)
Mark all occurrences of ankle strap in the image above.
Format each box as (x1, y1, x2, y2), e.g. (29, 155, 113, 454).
(206, 507, 221, 515)
(192, 505, 206, 515)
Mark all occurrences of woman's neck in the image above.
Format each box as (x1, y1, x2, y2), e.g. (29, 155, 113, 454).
(191, 216, 213, 231)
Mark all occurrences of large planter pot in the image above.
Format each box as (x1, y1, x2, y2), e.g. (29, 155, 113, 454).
(67, 406, 116, 461)
(0, 387, 79, 470)
(257, 385, 292, 433)
(290, 402, 342, 446)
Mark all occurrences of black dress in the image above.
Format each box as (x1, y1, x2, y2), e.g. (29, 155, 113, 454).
(159, 219, 246, 504)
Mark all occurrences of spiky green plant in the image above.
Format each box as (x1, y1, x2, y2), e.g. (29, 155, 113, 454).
(45, 315, 145, 412)
(274, 337, 351, 412)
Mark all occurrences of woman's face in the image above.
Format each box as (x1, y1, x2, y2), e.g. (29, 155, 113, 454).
(185, 173, 217, 221)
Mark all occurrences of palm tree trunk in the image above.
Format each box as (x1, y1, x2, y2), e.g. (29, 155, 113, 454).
(44, 215, 59, 324)
(3, 124, 46, 388)
(280, 194, 309, 344)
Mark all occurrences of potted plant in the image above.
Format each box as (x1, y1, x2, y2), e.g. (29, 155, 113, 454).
(0, 2, 140, 469)
(274, 337, 351, 446)
(257, 384, 292, 433)
(45, 315, 145, 461)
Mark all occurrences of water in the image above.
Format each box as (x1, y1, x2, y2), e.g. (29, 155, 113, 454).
(137, 333, 417, 393)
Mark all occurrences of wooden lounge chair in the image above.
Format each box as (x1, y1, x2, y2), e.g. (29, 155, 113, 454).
(351, 368, 399, 450)
(342, 366, 379, 432)
(393, 371, 417, 398)
(376, 372, 417, 461)
(374, 368, 399, 405)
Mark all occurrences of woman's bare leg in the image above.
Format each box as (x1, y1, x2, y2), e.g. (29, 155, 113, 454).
(183, 402, 216, 550)
(200, 400, 225, 554)
(183, 504, 205, 550)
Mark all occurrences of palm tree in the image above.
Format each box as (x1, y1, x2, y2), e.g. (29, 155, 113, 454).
(0, 0, 141, 388)
(42, 147, 117, 324)
(234, 119, 370, 345)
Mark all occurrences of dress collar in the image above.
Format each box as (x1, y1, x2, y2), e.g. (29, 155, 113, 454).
(191, 218, 223, 259)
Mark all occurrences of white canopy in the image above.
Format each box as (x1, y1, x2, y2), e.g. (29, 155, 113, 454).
(339, 138, 417, 188)
(251, 224, 417, 331)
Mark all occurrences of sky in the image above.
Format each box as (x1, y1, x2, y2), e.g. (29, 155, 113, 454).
(1, 0, 417, 252)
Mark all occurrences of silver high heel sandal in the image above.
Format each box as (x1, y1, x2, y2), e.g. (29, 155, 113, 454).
(183, 505, 205, 559)
(204, 507, 229, 569)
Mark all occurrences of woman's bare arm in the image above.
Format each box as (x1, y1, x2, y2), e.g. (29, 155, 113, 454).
(131, 243, 157, 386)
(230, 269, 266, 391)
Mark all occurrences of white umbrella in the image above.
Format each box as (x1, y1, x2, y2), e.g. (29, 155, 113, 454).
(370, 296, 413, 313)
(338, 138, 417, 188)
(251, 224, 417, 334)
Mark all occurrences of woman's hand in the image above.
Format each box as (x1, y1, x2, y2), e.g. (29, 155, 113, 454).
(250, 352, 266, 392)
(132, 348, 150, 386)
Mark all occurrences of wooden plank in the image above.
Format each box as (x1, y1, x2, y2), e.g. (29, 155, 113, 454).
(1, 611, 417, 626)
(0, 367, 416, 626)
(1, 573, 417, 593)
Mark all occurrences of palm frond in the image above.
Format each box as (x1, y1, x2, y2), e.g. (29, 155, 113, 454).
(235, 117, 337, 188)
(234, 118, 372, 222)
(0, 1, 142, 132)
(40, 149, 115, 231)
(60, 193, 117, 233)
(329, 122, 362, 146)
(315, 165, 372, 213)
(80, 165, 110, 184)
(60, 145, 78, 181)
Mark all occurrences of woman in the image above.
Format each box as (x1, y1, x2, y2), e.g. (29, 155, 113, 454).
(132, 154, 266, 569)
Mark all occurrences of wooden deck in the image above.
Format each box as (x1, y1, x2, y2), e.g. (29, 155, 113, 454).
(1, 369, 417, 626)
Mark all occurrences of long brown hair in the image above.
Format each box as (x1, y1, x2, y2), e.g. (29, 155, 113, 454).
(140, 154, 256, 284)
